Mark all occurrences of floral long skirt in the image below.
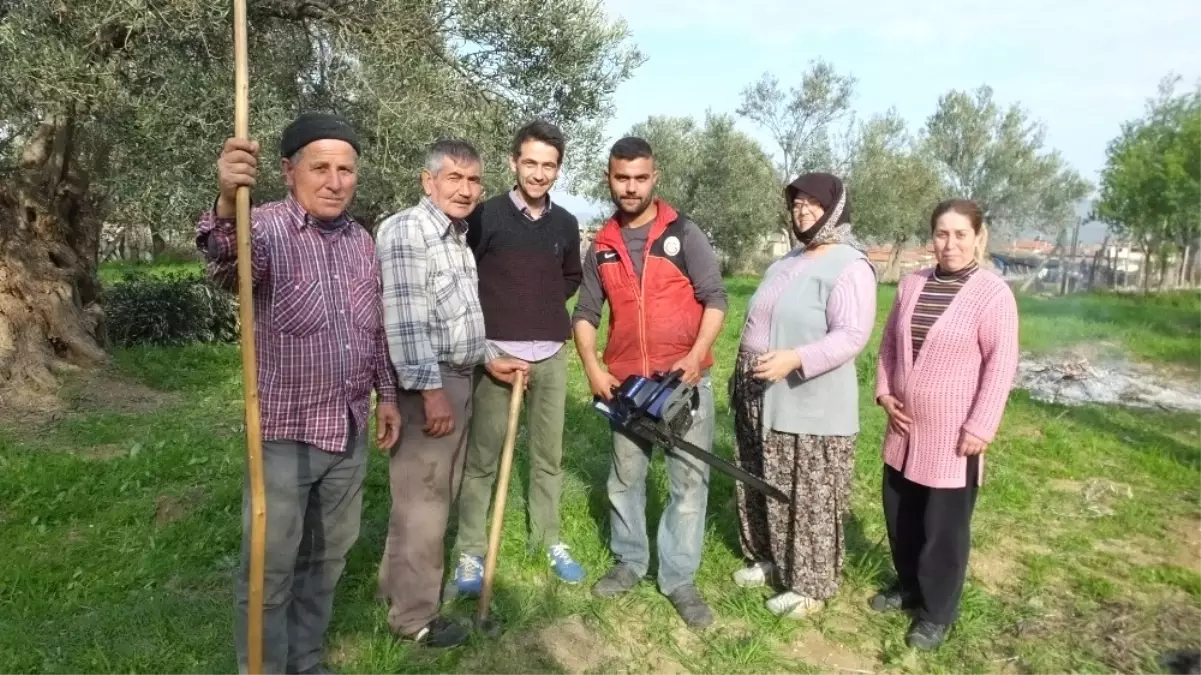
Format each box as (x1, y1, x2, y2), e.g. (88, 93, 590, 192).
(731, 351, 857, 600)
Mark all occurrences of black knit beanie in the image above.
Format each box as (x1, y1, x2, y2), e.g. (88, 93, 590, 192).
(279, 112, 361, 158)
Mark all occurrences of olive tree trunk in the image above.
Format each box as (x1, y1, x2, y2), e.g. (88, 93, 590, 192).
(0, 114, 107, 403)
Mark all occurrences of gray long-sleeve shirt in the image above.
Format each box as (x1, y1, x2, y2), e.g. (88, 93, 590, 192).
(572, 219, 728, 327)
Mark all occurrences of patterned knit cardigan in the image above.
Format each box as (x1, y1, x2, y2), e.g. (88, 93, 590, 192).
(874, 268, 1020, 488)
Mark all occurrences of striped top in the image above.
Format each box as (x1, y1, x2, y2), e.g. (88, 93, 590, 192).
(910, 262, 978, 356)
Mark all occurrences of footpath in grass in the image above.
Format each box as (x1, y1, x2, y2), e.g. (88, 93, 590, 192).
(0, 284, 1198, 674)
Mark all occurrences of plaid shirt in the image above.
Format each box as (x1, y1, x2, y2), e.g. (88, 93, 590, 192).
(195, 194, 398, 454)
(376, 196, 489, 390)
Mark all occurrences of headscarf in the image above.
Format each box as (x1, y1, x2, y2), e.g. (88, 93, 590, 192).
(785, 172, 864, 251)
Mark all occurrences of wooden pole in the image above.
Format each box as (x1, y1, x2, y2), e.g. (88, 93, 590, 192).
(1059, 218, 1081, 295)
(232, 1, 266, 672)
(477, 371, 526, 625)
(1088, 235, 1109, 291)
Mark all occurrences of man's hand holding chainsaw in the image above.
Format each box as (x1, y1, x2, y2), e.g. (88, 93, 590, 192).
(574, 320, 622, 400)
(670, 307, 724, 386)
(586, 364, 623, 401)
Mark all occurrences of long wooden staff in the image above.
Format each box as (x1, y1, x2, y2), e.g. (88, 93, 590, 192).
(232, 0, 267, 672)
(476, 371, 526, 635)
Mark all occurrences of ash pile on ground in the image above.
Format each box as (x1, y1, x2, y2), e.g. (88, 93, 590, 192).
(1016, 352, 1201, 412)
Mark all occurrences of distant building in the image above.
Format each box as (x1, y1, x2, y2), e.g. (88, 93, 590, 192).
(1007, 238, 1055, 256)
(865, 244, 936, 277)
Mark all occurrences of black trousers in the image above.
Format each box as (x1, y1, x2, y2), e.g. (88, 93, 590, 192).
(882, 456, 979, 625)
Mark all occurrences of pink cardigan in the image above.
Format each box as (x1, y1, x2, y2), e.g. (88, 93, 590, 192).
(875, 268, 1020, 488)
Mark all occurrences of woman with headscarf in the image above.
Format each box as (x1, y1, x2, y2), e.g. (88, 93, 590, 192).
(729, 172, 878, 618)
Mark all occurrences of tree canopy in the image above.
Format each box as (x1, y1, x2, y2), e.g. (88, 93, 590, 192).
(584, 113, 780, 272)
(1093, 75, 1200, 285)
(922, 85, 1091, 240)
(0, 0, 643, 232)
(0, 0, 641, 396)
(846, 109, 945, 279)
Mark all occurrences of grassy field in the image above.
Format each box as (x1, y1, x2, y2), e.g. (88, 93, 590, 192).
(97, 260, 204, 286)
(1, 276, 1198, 674)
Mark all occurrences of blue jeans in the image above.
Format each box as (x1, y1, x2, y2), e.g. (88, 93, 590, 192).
(607, 374, 713, 595)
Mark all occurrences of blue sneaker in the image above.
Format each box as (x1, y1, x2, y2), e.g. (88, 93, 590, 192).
(453, 552, 483, 597)
(547, 543, 586, 584)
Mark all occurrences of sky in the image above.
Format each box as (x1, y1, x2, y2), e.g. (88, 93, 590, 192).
(551, 0, 1201, 242)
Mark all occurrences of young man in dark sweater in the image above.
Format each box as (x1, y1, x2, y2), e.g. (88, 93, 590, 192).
(451, 119, 585, 594)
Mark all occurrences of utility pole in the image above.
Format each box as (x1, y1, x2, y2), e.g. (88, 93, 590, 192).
(1060, 217, 1082, 295)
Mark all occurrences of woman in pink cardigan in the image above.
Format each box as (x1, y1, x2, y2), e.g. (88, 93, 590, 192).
(872, 198, 1019, 651)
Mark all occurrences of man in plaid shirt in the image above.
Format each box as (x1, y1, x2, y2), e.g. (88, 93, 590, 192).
(374, 139, 527, 648)
(195, 113, 401, 675)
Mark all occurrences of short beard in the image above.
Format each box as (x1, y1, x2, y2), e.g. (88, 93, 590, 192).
(613, 193, 653, 218)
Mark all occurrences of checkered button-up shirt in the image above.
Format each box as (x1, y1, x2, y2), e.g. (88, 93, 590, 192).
(195, 194, 398, 454)
(376, 196, 489, 390)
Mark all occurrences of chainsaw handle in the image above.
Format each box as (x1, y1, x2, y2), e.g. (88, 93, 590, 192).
(659, 369, 684, 390)
(642, 369, 684, 410)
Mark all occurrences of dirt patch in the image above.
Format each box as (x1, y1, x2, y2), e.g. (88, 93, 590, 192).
(154, 490, 204, 526)
(1096, 538, 1162, 567)
(0, 367, 180, 433)
(75, 444, 126, 461)
(63, 369, 180, 415)
(787, 629, 877, 674)
(1052, 478, 1134, 519)
(1013, 596, 1201, 673)
(325, 633, 364, 669)
(1017, 351, 1201, 412)
(1013, 425, 1045, 442)
(1168, 516, 1201, 571)
(1081, 479, 1134, 518)
(457, 616, 616, 675)
(973, 544, 1022, 590)
(63, 527, 87, 545)
(1049, 479, 1085, 493)
(608, 614, 694, 674)
(536, 615, 622, 674)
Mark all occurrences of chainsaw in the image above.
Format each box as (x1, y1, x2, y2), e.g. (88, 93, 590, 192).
(592, 370, 791, 504)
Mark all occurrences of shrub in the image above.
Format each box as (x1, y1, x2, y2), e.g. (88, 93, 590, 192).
(103, 270, 238, 347)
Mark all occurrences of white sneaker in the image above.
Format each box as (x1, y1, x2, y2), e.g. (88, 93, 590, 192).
(733, 561, 775, 588)
(765, 591, 825, 618)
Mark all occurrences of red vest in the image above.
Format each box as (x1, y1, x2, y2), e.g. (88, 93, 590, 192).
(592, 200, 714, 381)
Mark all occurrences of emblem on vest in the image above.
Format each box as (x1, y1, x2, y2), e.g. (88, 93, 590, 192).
(663, 235, 681, 257)
(597, 250, 620, 264)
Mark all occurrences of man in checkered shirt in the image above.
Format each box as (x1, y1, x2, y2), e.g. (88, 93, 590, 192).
(374, 139, 527, 648)
(196, 112, 402, 675)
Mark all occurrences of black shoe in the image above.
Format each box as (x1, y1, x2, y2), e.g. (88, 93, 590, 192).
(667, 584, 714, 629)
(400, 616, 470, 648)
(906, 619, 950, 651)
(869, 583, 919, 613)
(592, 564, 641, 597)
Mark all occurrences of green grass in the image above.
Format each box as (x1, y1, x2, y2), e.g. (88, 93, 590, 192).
(99, 260, 204, 285)
(1, 279, 1198, 674)
(1013, 288, 1201, 371)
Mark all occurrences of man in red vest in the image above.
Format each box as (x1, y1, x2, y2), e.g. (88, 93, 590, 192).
(572, 136, 728, 628)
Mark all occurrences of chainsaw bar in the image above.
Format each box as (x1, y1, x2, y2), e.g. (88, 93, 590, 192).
(630, 418, 791, 504)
